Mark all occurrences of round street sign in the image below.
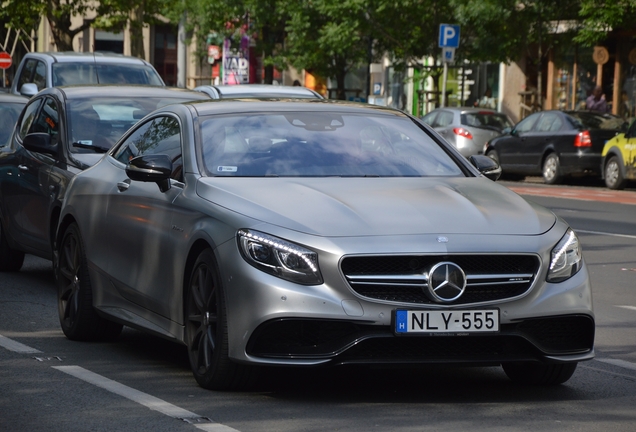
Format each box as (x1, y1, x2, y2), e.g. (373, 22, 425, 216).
(0, 52, 11, 70)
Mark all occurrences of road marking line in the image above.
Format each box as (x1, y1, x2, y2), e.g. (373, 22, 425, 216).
(0, 334, 42, 353)
(52, 366, 240, 431)
(581, 365, 636, 381)
(596, 358, 636, 372)
(617, 305, 636, 311)
(575, 229, 636, 240)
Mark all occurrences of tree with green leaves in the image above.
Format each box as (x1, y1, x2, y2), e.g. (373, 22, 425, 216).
(279, 0, 374, 99)
(575, 0, 636, 45)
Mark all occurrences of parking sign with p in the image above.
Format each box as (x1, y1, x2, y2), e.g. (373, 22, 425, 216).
(438, 24, 460, 48)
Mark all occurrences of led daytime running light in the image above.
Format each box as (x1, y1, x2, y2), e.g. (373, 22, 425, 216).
(550, 230, 576, 271)
(242, 230, 318, 272)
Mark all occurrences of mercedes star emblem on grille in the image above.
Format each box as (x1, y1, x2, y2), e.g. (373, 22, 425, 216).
(427, 262, 467, 303)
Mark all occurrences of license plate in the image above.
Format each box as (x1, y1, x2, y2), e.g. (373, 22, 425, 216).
(395, 309, 499, 334)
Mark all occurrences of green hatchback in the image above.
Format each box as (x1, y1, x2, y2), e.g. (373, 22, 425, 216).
(602, 120, 636, 189)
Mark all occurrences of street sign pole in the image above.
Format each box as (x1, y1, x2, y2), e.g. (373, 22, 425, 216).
(438, 25, 460, 109)
(441, 61, 448, 108)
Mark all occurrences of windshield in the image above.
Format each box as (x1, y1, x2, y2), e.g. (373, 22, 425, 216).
(199, 112, 464, 177)
(67, 96, 194, 153)
(52, 63, 164, 86)
(0, 102, 25, 147)
(461, 112, 513, 131)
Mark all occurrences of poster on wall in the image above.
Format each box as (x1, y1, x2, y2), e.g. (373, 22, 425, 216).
(222, 35, 250, 85)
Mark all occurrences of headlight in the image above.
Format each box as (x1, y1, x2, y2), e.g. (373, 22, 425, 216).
(547, 229, 582, 283)
(237, 229, 323, 285)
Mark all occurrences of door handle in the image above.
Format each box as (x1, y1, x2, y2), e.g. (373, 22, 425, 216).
(117, 181, 130, 191)
(18, 165, 28, 172)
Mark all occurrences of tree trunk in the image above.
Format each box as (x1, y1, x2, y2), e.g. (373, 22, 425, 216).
(47, 11, 75, 51)
(129, 5, 145, 59)
(335, 56, 347, 100)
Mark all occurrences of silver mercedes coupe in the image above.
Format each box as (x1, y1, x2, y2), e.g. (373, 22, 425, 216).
(56, 100, 594, 390)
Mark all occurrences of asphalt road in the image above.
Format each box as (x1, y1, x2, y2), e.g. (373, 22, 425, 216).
(2, 181, 636, 432)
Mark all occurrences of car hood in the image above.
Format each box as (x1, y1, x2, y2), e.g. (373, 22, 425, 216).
(196, 177, 556, 237)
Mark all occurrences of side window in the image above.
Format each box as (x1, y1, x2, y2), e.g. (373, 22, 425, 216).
(17, 59, 37, 89)
(435, 111, 454, 127)
(421, 112, 437, 126)
(515, 114, 539, 133)
(536, 113, 563, 132)
(18, 99, 44, 141)
(113, 116, 183, 181)
(30, 98, 60, 147)
(33, 61, 47, 90)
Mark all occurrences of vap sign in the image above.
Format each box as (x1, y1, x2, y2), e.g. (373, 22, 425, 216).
(222, 37, 250, 85)
(438, 24, 460, 48)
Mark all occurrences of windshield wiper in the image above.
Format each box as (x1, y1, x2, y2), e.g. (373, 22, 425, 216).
(72, 141, 109, 153)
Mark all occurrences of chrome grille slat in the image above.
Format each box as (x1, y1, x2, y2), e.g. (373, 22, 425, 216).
(341, 255, 539, 305)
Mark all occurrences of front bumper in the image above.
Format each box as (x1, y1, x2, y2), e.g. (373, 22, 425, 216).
(245, 314, 595, 365)
(215, 230, 594, 367)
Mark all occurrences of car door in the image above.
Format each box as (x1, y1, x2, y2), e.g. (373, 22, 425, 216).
(497, 112, 541, 170)
(431, 110, 455, 142)
(10, 96, 60, 252)
(530, 112, 565, 170)
(622, 121, 636, 179)
(104, 115, 185, 318)
(0, 99, 42, 242)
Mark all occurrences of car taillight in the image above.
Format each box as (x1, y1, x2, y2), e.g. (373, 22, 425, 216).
(574, 131, 592, 147)
(453, 127, 473, 139)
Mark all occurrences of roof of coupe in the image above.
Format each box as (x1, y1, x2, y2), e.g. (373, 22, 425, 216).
(24, 51, 155, 65)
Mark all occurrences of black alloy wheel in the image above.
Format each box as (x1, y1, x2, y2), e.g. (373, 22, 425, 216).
(502, 362, 578, 385)
(185, 249, 254, 390)
(0, 220, 25, 272)
(604, 156, 627, 190)
(57, 222, 122, 341)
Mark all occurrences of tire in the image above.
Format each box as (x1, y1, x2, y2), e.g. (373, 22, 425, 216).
(604, 156, 626, 190)
(185, 249, 255, 390)
(0, 219, 25, 272)
(486, 150, 499, 163)
(542, 153, 563, 185)
(502, 362, 578, 385)
(57, 223, 122, 341)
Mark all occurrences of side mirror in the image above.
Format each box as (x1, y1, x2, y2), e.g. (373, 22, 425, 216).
(23, 133, 57, 156)
(469, 154, 502, 181)
(19, 83, 39, 98)
(126, 154, 173, 192)
(503, 127, 513, 135)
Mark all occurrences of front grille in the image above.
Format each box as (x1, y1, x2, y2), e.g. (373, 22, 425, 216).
(336, 335, 540, 364)
(246, 315, 595, 361)
(508, 315, 595, 354)
(341, 254, 540, 305)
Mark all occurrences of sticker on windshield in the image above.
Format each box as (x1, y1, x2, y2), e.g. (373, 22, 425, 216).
(77, 140, 93, 145)
(217, 166, 238, 173)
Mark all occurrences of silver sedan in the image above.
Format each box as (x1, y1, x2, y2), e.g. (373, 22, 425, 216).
(421, 107, 513, 157)
(56, 100, 594, 390)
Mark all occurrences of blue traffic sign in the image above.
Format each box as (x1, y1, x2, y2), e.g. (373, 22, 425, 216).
(439, 24, 460, 48)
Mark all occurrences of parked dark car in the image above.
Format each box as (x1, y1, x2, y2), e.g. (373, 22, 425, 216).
(55, 99, 592, 391)
(0, 93, 28, 146)
(484, 110, 627, 184)
(0, 85, 210, 272)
